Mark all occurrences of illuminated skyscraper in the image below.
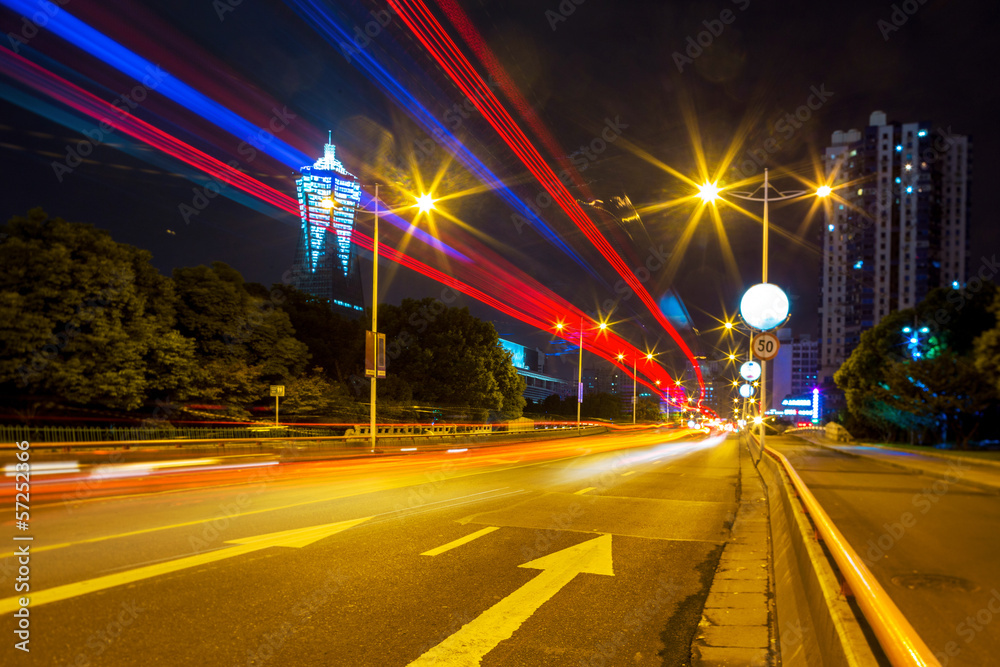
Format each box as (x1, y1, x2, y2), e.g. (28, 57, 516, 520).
(292, 136, 366, 315)
(819, 110, 971, 380)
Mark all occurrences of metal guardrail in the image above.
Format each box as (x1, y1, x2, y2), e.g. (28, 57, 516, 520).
(759, 438, 941, 666)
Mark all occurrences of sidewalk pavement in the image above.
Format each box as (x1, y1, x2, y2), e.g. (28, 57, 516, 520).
(792, 432, 1000, 492)
(691, 439, 775, 665)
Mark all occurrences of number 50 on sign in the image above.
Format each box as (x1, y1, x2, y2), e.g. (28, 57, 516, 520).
(752, 332, 780, 361)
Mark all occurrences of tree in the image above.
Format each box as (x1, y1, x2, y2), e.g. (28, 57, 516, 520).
(581, 392, 622, 420)
(281, 368, 357, 419)
(0, 209, 197, 410)
(635, 397, 662, 421)
(875, 353, 993, 448)
(836, 284, 998, 445)
(173, 263, 309, 407)
(490, 347, 527, 419)
(377, 298, 523, 417)
(974, 292, 1000, 395)
(254, 284, 366, 383)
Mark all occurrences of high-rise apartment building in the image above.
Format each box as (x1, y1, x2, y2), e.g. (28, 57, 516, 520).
(818, 110, 971, 380)
(291, 138, 366, 315)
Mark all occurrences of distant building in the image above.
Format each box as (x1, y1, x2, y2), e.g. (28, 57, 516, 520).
(819, 111, 971, 380)
(771, 330, 819, 404)
(291, 137, 366, 316)
(499, 338, 573, 402)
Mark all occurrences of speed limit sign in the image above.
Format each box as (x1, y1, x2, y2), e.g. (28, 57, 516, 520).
(752, 332, 780, 361)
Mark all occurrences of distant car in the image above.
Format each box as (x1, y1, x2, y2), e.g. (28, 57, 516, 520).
(796, 421, 812, 428)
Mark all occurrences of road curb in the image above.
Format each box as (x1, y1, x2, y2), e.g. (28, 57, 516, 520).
(690, 437, 776, 665)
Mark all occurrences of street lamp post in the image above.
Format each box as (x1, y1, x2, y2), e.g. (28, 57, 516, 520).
(556, 318, 608, 430)
(617, 352, 642, 425)
(370, 184, 379, 452)
(359, 185, 435, 452)
(703, 169, 829, 451)
(577, 317, 583, 430)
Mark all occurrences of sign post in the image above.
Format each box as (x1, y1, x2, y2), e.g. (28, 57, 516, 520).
(269, 385, 285, 425)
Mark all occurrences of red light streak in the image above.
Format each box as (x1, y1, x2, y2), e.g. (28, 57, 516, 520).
(388, 0, 705, 399)
(2, 48, 681, 399)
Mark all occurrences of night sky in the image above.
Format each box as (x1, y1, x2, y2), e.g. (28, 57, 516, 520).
(2, 0, 997, 381)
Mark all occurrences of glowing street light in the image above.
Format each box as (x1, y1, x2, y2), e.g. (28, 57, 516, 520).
(416, 193, 436, 213)
(699, 169, 831, 450)
(698, 181, 721, 203)
(555, 318, 609, 430)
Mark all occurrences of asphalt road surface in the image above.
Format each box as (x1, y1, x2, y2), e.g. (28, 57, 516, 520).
(1, 428, 740, 666)
(768, 436, 1000, 667)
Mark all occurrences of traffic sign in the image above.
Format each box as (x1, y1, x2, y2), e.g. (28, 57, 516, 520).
(269, 385, 285, 397)
(752, 332, 780, 361)
(365, 331, 387, 378)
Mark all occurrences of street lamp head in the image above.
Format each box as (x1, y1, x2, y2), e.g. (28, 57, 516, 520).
(617, 353, 624, 361)
(555, 321, 565, 332)
(598, 321, 608, 330)
(816, 185, 832, 198)
(698, 181, 721, 203)
(646, 352, 654, 361)
(724, 321, 733, 329)
(416, 193, 436, 213)
(740, 283, 790, 331)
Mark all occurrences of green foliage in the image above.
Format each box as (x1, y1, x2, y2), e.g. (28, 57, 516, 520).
(172, 263, 308, 407)
(377, 298, 524, 418)
(581, 392, 622, 420)
(281, 368, 356, 418)
(0, 209, 197, 410)
(635, 397, 662, 421)
(0, 211, 531, 422)
(836, 284, 998, 446)
(259, 284, 365, 382)
(974, 292, 1000, 396)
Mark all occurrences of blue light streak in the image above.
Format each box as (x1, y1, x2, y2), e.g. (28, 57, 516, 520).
(286, 0, 598, 277)
(0, 0, 311, 168)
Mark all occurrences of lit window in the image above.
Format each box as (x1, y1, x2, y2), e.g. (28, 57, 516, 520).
(828, 224, 835, 232)
(918, 129, 927, 137)
(895, 145, 903, 152)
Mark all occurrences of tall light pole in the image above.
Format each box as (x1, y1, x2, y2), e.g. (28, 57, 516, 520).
(370, 184, 379, 452)
(577, 318, 583, 430)
(363, 187, 436, 452)
(617, 352, 642, 425)
(556, 318, 608, 430)
(700, 170, 830, 450)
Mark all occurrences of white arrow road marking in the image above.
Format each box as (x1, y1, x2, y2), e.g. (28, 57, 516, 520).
(408, 533, 614, 665)
(0, 516, 372, 614)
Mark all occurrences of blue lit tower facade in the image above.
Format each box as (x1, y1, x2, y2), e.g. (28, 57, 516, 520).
(292, 138, 366, 315)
